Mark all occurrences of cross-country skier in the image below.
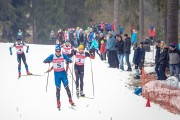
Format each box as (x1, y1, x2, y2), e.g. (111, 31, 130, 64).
(43, 45, 74, 110)
(9, 37, 32, 78)
(61, 41, 74, 74)
(73, 45, 95, 98)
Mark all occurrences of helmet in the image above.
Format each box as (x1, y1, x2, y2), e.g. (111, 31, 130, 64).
(78, 45, 84, 50)
(55, 44, 61, 51)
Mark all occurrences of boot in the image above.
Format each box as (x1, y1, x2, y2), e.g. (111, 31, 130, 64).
(57, 100, 61, 109)
(134, 75, 140, 79)
(80, 91, 85, 97)
(27, 71, 33, 75)
(18, 72, 21, 78)
(76, 89, 79, 98)
(69, 98, 75, 106)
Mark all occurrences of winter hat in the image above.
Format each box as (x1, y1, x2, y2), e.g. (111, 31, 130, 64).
(101, 40, 104, 44)
(170, 43, 176, 48)
(140, 41, 144, 45)
(124, 34, 128, 37)
(55, 44, 61, 51)
(78, 45, 84, 50)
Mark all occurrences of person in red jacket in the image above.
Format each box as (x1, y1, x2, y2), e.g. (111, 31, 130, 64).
(100, 40, 106, 60)
(73, 45, 95, 98)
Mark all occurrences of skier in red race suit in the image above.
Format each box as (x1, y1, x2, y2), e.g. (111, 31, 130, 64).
(9, 37, 32, 78)
(61, 41, 74, 74)
(72, 45, 95, 98)
(43, 45, 74, 110)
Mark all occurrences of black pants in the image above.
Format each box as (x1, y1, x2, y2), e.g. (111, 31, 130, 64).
(74, 64, 84, 92)
(159, 64, 167, 80)
(17, 53, 28, 73)
(108, 50, 119, 68)
(56, 86, 71, 101)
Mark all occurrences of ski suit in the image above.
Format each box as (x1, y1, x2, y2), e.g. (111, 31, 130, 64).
(9, 41, 30, 74)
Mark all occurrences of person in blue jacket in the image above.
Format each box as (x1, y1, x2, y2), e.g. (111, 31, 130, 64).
(43, 45, 74, 109)
(89, 37, 101, 58)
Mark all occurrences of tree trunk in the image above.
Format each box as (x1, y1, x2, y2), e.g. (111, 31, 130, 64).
(114, 0, 120, 33)
(167, 0, 179, 44)
(164, 14, 167, 43)
(31, 0, 37, 44)
(139, 0, 144, 42)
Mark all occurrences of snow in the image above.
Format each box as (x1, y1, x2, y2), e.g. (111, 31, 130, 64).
(0, 43, 179, 120)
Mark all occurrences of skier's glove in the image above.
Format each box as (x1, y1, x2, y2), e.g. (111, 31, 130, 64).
(9, 47, 12, 55)
(26, 46, 29, 53)
(67, 60, 73, 64)
(89, 49, 93, 54)
(90, 54, 95, 59)
(43, 60, 51, 63)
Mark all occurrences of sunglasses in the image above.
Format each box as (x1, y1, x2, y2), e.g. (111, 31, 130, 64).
(56, 50, 61, 53)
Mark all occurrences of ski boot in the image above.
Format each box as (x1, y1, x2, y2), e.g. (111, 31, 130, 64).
(134, 75, 140, 79)
(76, 89, 79, 98)
(69, 98, 75, 106)
(80, 91, 85, 97)
(26, 71, 33, 75)
(18, 72, 21, 79)
(57, 100, 61, 110)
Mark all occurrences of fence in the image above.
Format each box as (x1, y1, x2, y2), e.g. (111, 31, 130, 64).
(141, 67, 180, 114)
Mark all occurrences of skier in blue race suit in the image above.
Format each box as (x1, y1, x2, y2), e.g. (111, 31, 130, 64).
(43, 44, 74, 109)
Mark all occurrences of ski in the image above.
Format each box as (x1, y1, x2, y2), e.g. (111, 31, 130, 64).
(79, 96, 94, 99)
(69, 104, 76, 110)
(21, 74, 44, 76)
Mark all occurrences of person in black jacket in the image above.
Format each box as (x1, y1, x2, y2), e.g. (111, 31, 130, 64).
(116, 34, 124, 71)
(133, 42, 146, 79)
(124, 34, 132, 71)
(155, 40, 161, 80)
(158, 41, 168, 80)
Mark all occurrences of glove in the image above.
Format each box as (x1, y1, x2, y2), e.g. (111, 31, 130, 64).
(43, 60, 51, 63)
(26, 46, 29, 53)
(9, 47, 12, 55)
(89, 49, 93, 54)
(67, 60, 73, 64)
(90, 54, 95, 59)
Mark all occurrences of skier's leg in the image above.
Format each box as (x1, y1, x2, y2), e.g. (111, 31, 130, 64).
(80, 66, 85, 96)
(55, 76, 61, 109)
(22, 53, 31, 74)
(62, 71, 74, 105)
(75, 65, 80, 92)
(17, 54, 21, 77)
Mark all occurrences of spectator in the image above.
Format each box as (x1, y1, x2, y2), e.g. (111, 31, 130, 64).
(124, 34, 132, 71)
(106, 32, 119, 68)
(158, 41, 168, 80)
(132, 41, 146, 79)
(168, 43, 180, 81)
(116, 34, 124, 71)
(119, 25, 123, 35)
(155, 40, 161, 80)
(131, 29, 137, 46)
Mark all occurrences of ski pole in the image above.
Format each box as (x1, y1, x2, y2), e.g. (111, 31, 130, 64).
(68, 66, 76, 84)
(90, 58, 95, 97)
(71, 56, 74, 97)
(46, 63, 50, 92)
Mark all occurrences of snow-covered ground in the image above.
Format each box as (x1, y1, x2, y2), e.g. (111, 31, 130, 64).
(0, 43, 179, 120)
